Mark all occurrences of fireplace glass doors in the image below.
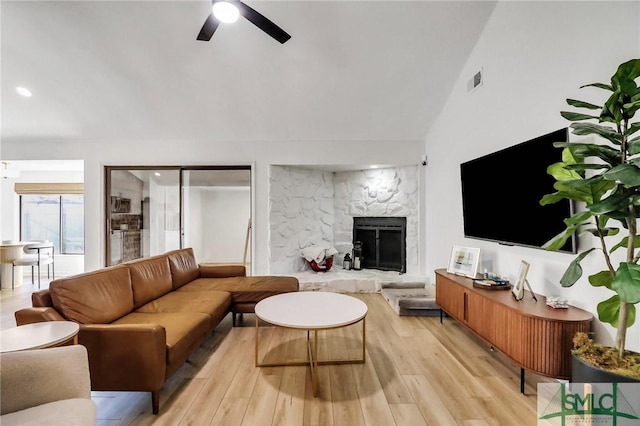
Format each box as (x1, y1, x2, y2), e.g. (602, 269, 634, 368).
(353, 217, 406, 273)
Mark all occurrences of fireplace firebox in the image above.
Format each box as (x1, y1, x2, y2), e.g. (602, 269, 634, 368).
(353, 217, 406, 273)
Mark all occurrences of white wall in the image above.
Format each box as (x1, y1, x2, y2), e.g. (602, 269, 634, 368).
(1, 140, 423, 275)
(424, 1, 640, 350)
(198, 187, 250, 263)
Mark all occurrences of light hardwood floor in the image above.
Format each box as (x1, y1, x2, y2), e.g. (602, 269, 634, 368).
(1, 280, 555, 425)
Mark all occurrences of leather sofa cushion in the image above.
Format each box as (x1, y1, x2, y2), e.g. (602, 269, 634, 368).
(112, 312, 210, 376)
(167, 248, 200, 289)
(31, 289, 53, 307)
(177, 276, 299, 304)
(199, 264, 246, 278)
(127, 255, 173, 308)
(50, 265, 134, 324)
(136, 290, 232, 329)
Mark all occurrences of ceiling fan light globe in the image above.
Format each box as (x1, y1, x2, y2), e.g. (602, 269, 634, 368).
(212, 2, 240, 24)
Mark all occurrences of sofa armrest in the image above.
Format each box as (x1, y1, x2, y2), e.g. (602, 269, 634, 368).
(79, 324, 167, 391)
(199, 264, 246, 278)
(0, 345, 92, 415)
(14, 307, 67, 325)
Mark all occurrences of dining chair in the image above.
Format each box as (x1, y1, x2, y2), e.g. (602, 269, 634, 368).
(11, 241, 55, 289)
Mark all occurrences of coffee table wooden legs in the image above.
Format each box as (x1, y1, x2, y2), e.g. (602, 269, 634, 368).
(254, 317, 366, 397)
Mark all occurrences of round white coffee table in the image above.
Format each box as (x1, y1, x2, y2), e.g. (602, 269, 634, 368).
(0, 321, 80, 353)
(254, 291, 368, 396)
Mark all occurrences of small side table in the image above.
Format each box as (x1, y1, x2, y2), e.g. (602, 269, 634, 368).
(0, 321, 80, 353)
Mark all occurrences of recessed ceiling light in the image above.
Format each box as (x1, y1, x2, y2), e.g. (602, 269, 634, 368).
(370, 165, 379, 169)
(154, 172, 161, 177)
(16, 87, 32, 97)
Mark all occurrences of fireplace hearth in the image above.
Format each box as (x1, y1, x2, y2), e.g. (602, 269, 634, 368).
(353, 217, 406, 273)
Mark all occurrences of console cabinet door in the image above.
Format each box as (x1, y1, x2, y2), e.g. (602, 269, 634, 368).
(466, 290, 491, 337)
(437, 273, 490, 335)
(435, 274, 467, 322)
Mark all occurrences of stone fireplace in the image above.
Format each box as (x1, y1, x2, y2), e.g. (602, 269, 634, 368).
(269, 165, 420, 276)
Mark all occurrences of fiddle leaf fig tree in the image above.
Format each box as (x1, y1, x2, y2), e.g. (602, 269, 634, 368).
(541, 58, 640, 357)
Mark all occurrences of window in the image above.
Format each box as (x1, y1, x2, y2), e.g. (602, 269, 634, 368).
(20, 194, 85, 254)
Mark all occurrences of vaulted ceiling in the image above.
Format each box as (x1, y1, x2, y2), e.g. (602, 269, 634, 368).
(1, 1, 497, 144)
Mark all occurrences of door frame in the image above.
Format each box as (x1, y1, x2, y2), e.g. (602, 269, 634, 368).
(104, 165, 252, 268)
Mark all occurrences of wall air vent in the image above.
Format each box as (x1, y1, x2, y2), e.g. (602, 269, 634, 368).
(467, 68, 483, 92)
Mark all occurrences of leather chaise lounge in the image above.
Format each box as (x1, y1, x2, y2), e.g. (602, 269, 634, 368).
(14, 248, 299, 414)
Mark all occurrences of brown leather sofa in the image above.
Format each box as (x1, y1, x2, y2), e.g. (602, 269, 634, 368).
(14, 248, 298, 414)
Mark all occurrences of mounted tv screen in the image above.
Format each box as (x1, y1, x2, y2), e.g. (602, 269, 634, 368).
(460, 128, 577, 254)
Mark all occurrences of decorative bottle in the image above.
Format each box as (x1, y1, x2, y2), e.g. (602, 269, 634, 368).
(343, 253, 352, 270)
(353, 241, 363, 270)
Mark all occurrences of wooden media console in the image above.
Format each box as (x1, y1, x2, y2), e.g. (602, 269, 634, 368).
(435, 269, 592, 392)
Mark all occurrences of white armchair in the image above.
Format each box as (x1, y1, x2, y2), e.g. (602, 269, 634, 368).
(0, 345, 96, 425)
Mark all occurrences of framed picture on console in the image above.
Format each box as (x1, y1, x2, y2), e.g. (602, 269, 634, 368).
(512, 260, 530, 301)
(447, 246, 480, 278)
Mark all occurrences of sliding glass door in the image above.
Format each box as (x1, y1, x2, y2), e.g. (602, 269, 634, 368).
(105, 166, 251, 268)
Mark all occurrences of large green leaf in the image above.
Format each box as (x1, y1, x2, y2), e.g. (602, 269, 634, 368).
(589, 270, 614, 289)
(561, 111, 599, 121)
(603, 91, 624, 123)
(540, 191, 571, 205)
(603, 164, 640, 185)
(565, 163, 608, 172)
(623, 101, 640, 118)
(562, 145, 583, 163)
(610, 235, 640, 252)
(571, 122, 622, 145)
(597, 295, 623, 327)
(612, 59, 640, 91)
(626, 121, 640, 137)
(584, 226, 620, 238)
(542, 226, 577, 252)
(627, 135, 640, 155)
(611, 263, 640, 304)
(597, 296, 636, 328)
(546, 162, 582, 182)
(628, 303, 636, 327)
(558, 248, 595, 286)
(569, 143, 621, 165)
(616, 79, 638, 98)
(547, 181, 597, 204)
(580, 82, 614, 91)
(566, 210, 593, 225)
(567, 98, 601, 110)
(556, 177, 614, 205)
(589, 191, 633, 215)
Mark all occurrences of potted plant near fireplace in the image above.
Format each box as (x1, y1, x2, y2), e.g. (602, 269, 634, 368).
(541, 58, 640, 381)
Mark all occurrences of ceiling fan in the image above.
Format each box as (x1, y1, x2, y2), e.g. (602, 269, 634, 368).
(197, 0, 291, 44)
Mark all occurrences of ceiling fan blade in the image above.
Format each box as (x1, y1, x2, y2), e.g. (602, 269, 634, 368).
(236, 1, 291, 44)
(197, 13, 220, 41)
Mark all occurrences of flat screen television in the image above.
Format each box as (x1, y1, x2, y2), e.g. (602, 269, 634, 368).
(460, 128, 577, 254)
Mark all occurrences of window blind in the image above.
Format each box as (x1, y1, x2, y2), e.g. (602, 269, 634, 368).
(14, 183, 84, 195)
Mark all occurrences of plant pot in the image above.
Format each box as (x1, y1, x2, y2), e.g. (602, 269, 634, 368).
(572, 352, 640, 383)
